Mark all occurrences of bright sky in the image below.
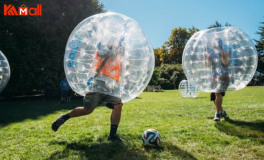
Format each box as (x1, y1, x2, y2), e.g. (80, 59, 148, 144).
(99, 0, 264, 48)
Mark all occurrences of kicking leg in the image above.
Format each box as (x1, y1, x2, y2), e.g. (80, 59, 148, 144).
(51, 107, 94, 131)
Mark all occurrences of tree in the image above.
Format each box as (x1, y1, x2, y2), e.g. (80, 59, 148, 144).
(159, 26, 199, 65)
(159, 41, 170, 64)
(188, 26, 200, 36)
(0, 0, 104, 97)
(208, 21, 231, 29)
(256, 21, 264, 74)
(168, 27, 189, 64)
(154, 48, 162, 67)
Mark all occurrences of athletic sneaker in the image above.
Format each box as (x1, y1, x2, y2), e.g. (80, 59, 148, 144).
(108, 134, 124, 142)
(214, 113, 221, 121)
(51, 115, 66, 131)
(220, 110, 227, 118)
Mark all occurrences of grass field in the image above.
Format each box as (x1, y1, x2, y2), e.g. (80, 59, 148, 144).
(0, 86, 264, 160)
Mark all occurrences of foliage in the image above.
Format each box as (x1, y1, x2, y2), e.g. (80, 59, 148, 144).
(0, 0, 104, 97)
(154, 48, 162, 67)
(208, 21, 231, 29)
(249, 72, 264, 86)
(188, 26, 200, 35)
(158, 64, 185, 89)
(256, 21, 264, 50)
(148, 67, 160, 85)
(256, 21, 264, 74)
(149, 64, 185, 90)
(155, 26, 199, 66)
(151, 26, 198, 89)
(157, 41, 170, 64)
(168, 27, 189, 64)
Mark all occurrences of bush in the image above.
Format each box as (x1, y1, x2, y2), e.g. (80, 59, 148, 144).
(149, 64, 186, 89)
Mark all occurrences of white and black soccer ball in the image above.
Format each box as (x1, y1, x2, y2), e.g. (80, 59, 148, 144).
(142, 129, 161, 146)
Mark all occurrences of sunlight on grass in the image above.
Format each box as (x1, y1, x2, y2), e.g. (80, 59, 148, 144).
(0, 87, 264, 159)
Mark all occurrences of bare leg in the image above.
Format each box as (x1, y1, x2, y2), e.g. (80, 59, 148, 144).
(111, 103, 123, 125)
(215, 93, 223, 113)
(69, 107, 94, 118)
(108, 103, 123, 141)
(52, 106, 94, 132)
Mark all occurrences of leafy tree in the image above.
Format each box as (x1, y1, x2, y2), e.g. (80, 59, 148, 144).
(159, 26, 199, 65)
(159, 41, 170, 64)
(154, 48, 162, 67)
(168, 27, 189, 64)
(0, 0, 104, 97)
(256, 21, 264, 74)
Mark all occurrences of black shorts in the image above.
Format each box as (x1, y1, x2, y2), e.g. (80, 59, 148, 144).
(83, 92, 122, 110)
(210, 92, 225, 101)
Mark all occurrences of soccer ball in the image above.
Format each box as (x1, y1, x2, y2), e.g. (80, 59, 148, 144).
(142, 129, 161, 146)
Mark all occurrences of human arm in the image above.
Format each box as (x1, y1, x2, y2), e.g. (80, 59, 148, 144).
(218, 39, 230, 66)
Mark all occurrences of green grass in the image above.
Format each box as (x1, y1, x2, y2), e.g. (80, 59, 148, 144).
(0, 86, 264, 160)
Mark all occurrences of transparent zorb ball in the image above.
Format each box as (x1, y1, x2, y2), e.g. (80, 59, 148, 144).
(178, 80, 199, 98)
(64, 12, 154, 102)
(0, 51, 11, 93)
(182, 27, 257, 92)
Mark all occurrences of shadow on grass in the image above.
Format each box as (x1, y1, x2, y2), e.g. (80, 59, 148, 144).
(144, 142, 197, 160)
(215, 117, 264, 144)
(194, 96, 207, 99)
(48, 137, 197, 160)
(48, 138, 147, 160)
(0, 97, 82, 128)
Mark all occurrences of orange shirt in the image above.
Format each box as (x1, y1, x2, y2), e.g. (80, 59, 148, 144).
(94, 51, 121, 82)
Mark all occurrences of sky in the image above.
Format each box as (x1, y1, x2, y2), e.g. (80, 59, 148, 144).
(99, 0, 264, 48)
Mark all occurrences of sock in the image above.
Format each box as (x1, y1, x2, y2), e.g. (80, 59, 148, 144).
(110, 124, 118, 136)
(62, 113, 70, 121)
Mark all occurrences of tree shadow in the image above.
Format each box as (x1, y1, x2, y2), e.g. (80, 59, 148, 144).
(48, 137, 147, 160)
(0, 97, 83, 128)
(215, 117, 264, 144)
(144, 142, 197, 160)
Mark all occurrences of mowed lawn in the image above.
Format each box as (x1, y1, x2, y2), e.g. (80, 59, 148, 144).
(0, 87, 264, 160)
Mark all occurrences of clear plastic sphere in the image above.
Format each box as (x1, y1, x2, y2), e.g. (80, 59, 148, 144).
(64, 12, 154, 102)
(183, 27, 258, 92)
(178, 80, 199, 98)
(0, 51, 10, 93)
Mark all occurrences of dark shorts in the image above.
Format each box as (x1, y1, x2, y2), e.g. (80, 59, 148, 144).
(83, 92, 122, 110)
(212, 76, 229, 92)
(210, 92, 225, 101)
